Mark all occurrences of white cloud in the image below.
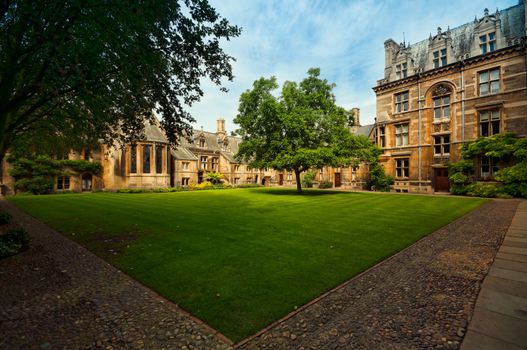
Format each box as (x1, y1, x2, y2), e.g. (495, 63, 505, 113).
(188, 0, 517, 132)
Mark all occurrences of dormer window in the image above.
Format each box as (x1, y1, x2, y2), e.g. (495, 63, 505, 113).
(433, 49, 447, 68)
(395, 63, 407, 80)
(199, 138, 205, 147)
(479, 32, 496, 54)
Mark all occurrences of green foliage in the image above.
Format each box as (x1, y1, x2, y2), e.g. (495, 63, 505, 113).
(0, 212, 12, 225)
(302, 171, 315, 188)
(464, 183, 501, 198)
(0, 1, 240, 160)
(318, 181, 333, 189)
(235, 183, 262, 188)
(206, 171, 224, 184)
(367, 162, 394, 192)
(450, 134, 527, 198)
(8, 155, 101, 194)
(234, 68, 376, 192)
(0, 228, 30, 258)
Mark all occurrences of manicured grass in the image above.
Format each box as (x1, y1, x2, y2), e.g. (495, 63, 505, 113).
(9, 189, 485, 341)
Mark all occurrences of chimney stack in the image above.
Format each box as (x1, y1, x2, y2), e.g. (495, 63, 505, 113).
(351, 107, 361, 127)
(216, 118, 226, 137)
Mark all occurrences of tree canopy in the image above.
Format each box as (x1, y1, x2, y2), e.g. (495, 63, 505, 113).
(234, 68, 377, 192)
(0, 0, 241, 160)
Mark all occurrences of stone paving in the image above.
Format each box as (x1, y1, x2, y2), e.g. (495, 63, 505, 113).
(0, 199, 232, 349)
(461, 200, 527, 350)
(0, 198, 521, 349)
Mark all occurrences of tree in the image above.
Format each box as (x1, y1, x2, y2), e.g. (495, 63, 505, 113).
(206, 171, 223, 184)
(234, 68, 376, 193)
(0, 1, 241, 161)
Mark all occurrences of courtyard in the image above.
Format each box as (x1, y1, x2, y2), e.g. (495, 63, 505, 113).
(7, 189, 486, 342)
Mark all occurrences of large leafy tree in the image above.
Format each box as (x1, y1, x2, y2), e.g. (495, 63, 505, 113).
(234, 68, 376, 193)
(0, 0, 241, 161)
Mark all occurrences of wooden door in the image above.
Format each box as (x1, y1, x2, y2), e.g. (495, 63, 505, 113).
(279, 173, 284, 185)
(434, 168, 449, 192)
(334, 173, 341, 187)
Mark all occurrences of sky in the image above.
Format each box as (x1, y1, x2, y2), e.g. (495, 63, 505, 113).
(188, 0, 518, 133)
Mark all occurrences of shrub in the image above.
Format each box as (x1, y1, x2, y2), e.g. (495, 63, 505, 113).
(116, 188, 147, 193)
(302, 171, 315, 188)
(367, 162, 393, 192)
(465, 183, 501, 198)
(0, 228, 30, 258)
(206, 171, 223, 184)
(236, 183, 262, 188)
(318, 181, 333, 189)
(0, 212, 12, 225)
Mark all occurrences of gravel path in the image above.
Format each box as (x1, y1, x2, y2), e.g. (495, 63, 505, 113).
(0, 199, 517, 350)
(239, 200, 518, 349)
(0, 199, 232, 350)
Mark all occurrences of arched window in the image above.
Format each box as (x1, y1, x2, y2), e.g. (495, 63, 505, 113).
(432, 85, 451, 119)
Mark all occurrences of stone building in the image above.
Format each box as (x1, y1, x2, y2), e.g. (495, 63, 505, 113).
(372, 1, 527, 193)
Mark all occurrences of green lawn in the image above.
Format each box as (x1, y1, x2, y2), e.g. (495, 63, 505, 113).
(9, 189, 485, 341)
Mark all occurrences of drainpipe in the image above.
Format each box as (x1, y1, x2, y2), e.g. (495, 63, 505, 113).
(417, 73, 422, 193)
(461, 61, 466, 143)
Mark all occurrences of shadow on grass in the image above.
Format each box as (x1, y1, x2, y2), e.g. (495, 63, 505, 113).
(247, 188, 356, 196)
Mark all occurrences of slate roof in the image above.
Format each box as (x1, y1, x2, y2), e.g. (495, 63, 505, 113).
(408, 3, 525, 70)
(143, 120, 169, 143)
(354, 124, 375, 138)
(172, 130, 242, 163)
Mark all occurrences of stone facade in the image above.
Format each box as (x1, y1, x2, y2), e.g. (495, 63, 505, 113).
(373, 2, 527, 193)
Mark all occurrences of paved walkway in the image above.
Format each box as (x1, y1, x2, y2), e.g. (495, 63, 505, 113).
(461, 200, 527, 350)
(0, 199, 232, 349)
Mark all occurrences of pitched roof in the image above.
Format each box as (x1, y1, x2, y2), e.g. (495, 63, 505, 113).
(354, 124, 375, 138)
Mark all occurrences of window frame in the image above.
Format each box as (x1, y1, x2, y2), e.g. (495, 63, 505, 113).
(479, 109, 501, 137)
(433, 94, 451, 120)
(395, 158, 409, 179)
(394, 91, 409, 113)
(478, 67, 500, 96)
(200, 156, 207, 170)
(433, 134, 451, 156)
(155, 145, 163, 174)
(395, 123, 409, 147)
(433, 48, 447, 68)
(480, 155, 500, 178)
(395, 62, 408, 80)
(130, 145, 137, 174)
(142, 145, 151, 173)
(479, 32, 496, 54)
(57, 176, 70, 190)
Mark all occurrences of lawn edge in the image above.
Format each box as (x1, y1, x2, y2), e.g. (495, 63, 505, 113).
(3, 197, 235, 347)
(233, 198, 489, 348)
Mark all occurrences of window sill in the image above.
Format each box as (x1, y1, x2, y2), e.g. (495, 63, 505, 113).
(432, 118, 450, 124)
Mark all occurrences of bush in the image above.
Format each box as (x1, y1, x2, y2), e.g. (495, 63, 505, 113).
(0, 212, 12, 225)
(0, 228, 31, 258)
(367, 162, 393, 192)
(318, 181, 333, 189)
(116, 188, 147, 193)
(206, 171, 223, 184)
(236, 183, 262, 188)
(465, 183, 501, 198)
(302, 171, 315, 188)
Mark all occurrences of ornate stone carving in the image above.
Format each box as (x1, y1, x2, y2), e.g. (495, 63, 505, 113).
(433, 124, 441, 133)
(432, 84, 451, 97)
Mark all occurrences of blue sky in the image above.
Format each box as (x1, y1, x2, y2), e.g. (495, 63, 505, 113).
(188, 0, 518, 133)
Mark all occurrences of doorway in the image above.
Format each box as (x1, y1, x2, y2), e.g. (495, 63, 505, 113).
(81, 174, 92, 191)
(434, 168, 449, 192)
(279, 173, 284, 185)
(334, 172, 341, 187)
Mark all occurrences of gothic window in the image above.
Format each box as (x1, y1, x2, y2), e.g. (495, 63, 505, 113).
(432, 85, 451, 119)
(395, 158, 409, 178)
(434, 135, 450, 155)
(155, 145, 163, 174)
(478, 68, 500, 96)
(395, 91, 409, 113)
(395, 123, 409, 146)
(479, 32, 496, 54)
(433, 48, 447, 68)
(57, 176, 70, 190)
(130, 145, 137, 173)
(142, 145, 151, 173)
(396, 62, 407, 79)
(479, 109, 500, 137)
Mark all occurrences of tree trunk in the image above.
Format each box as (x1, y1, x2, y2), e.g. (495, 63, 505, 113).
(294, 168, 302, 193)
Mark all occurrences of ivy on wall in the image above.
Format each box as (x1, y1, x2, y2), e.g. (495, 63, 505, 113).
(448, 133, 527, 198)
(7, 155, 102, 194)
